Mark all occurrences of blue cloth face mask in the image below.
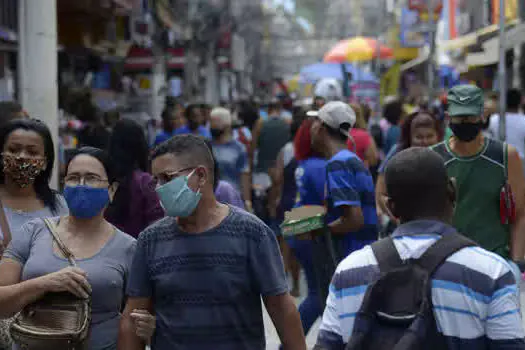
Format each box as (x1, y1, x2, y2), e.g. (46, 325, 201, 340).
(156, 169, 202, 218)
(64, 185, 110, 219)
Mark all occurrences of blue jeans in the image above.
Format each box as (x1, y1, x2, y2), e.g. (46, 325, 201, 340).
(288, 238, 322, 335)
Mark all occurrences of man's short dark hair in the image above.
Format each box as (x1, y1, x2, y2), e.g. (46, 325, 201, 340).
(0, 101, 23, 126)
(507, 89, 521, 110)
(323, 123, 348, 143)
(151, 134, 215, 180)
(383, 99, 403, 125)
(185, 104, 199, 120)
(385, 147, 449, 221)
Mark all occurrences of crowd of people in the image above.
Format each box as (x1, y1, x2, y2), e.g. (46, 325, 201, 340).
(0, 82, 523, 350)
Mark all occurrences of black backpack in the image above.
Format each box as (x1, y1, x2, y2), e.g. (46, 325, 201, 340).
(345, 233, 476, 350)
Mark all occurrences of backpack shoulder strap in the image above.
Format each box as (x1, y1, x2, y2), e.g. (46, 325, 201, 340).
(371, 237, 404, 273)
(416, 233, 477, 275)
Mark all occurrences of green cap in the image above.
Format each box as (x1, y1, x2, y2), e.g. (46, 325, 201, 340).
(447, 85, 484, 117)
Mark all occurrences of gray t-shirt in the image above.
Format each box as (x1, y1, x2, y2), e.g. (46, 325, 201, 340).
(4, 218, 136, 350)
(127, 206, 288, 350)
(1, 195, 69, 241)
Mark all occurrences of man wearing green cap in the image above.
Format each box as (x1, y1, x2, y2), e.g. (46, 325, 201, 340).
(431, 84, 525, 271)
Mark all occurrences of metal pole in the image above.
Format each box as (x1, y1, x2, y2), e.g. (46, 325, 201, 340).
(498, 0, 507, 142)
(427, 0, 437, 103)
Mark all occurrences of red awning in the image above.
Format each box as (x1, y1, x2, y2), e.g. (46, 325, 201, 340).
(124, 46, 154, 70)
(166, 47, 185, 70)
(124, 46, 185, 71)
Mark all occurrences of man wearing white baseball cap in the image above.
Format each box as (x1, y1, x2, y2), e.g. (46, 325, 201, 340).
(209, 107, 252, 211)
(310, 101, 378, 262)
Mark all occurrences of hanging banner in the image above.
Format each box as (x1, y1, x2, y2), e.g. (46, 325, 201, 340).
(400, 7, 428, 47)
(349, 81, 380, 114)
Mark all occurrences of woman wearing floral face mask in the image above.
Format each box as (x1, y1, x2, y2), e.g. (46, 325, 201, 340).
(0, 119, 68, 254)
(0, 147, 156, 349)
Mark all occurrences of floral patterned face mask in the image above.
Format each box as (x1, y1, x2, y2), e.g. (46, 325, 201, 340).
(2, 153, 46, 188)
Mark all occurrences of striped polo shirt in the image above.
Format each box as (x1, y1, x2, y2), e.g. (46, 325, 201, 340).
(316, 220, 525, 350)
(326, 150, 378, 248)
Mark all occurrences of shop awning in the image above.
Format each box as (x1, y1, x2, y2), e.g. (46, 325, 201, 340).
(124, 46, 154, 70)
(440, 19, 518, 52)
(124, 46, 186, 71)
(400, 49, 429, 72)
(167, 47, 185, 70)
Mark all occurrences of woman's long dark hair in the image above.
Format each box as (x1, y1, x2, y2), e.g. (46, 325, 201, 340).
(0, 119, 59, 213)
(105, 119, 149, 222)
(398, 110, 444, 151)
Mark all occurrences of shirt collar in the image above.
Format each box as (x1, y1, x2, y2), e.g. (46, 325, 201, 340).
(391, 219, 456, 238)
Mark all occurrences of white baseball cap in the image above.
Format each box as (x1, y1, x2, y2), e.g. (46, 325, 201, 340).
(210, 107, 232, 126)
(310, 101, 356, 138)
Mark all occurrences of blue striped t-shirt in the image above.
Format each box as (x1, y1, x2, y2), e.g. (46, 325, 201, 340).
(316, 220, 525, 350)
(325, 149, 378, 246)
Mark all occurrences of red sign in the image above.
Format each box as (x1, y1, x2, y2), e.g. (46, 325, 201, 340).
(408, 0, 443, 13)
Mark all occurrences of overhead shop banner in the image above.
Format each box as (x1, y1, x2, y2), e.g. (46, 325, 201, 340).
(400, 6, 428, 48)
(349, 81, 380, 113)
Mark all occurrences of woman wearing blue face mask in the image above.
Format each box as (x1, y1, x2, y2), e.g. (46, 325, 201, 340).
(0, 147, 156, 349)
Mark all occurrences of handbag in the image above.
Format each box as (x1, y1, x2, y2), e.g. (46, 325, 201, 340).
(10, 218, 91, 350)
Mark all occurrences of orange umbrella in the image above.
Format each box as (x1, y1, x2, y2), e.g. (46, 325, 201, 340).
(324, 37, 394, 63)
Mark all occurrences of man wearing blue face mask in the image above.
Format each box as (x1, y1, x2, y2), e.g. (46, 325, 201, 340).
(118, 135, 306, 350)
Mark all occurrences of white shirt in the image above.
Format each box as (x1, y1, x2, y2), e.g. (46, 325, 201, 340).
(490, 112, 525, 159)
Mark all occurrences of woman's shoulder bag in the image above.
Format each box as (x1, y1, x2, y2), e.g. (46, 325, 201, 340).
(10, 218, 91, 350)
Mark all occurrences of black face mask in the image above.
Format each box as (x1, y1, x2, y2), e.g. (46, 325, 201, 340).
(210, 128, 225, 139)
(449, 122, 482, 142)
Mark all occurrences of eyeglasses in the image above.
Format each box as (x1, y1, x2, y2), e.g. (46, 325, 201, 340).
(64, 174, 108, 187)
(153, 167, 195, 186)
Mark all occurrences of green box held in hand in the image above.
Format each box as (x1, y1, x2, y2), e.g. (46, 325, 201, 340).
(280, 206, 326, 237)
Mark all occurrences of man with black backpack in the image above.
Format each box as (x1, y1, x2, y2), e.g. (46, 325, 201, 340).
(315, 147, 525, 350)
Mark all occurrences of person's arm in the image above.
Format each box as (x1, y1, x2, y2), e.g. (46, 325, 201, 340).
(249, 118, 263, 172)
(118, 297, 153, 350)
(118, 234, 154, 350)
(364, 137, 379, 168)
(268, 149, 285, 218)
(329, 206, 364, 234)
(0, 259, 45, 318)
(239, 144, 253, 210)
(0, 259, 90, 318)
(506, 146, 525, 261)
(315, 272, 345, 350)
(249, 225, 306, 349)
(326, 160, 365, 235)
(485, 267, 525, 349)
(264, 293, 306, 350)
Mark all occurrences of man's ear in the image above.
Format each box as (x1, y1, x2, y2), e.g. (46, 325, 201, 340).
(109, 182, 119, 202)
(385, 197, 398, 219)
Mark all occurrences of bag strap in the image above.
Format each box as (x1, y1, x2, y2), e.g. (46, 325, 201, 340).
(416, 233, 476, 275)
(43, 218, 77, 267)
(0, 200, 11, 249)
(371, 237, 404, 273)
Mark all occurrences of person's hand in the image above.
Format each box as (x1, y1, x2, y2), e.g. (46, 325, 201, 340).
(41, 267, 91, 299)
(244, 200, 253, 213)
(131, 309, 156, 344)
